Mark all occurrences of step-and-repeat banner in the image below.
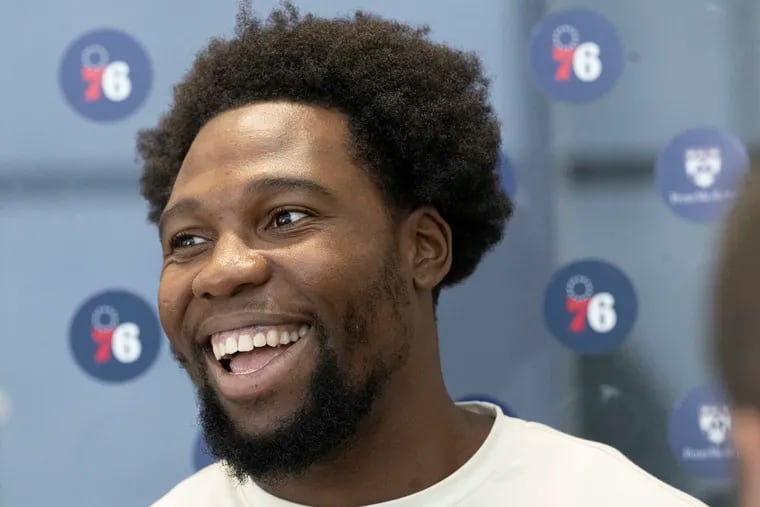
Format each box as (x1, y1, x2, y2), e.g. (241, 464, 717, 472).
(0, 1, 748, 505)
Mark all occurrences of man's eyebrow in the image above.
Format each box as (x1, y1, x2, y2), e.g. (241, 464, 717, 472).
(243, 177, 335, 200)
(158, 199, 201, 239)
(158, 177, 335, 239)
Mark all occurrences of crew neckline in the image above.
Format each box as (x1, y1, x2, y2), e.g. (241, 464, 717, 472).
(239, 401, 516, 507)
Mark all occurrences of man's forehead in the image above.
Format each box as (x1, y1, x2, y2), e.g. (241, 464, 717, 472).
(170, 102, 353, 193)
(164, 102, 374, 211)
(187, 102, 350, 163)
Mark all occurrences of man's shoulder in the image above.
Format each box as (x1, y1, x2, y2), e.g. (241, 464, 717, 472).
(151, 463, 247, 507)
(501, 416, 707, 506)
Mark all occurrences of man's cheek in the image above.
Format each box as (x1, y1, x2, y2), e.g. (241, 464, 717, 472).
(157, 288, 189, 347)
(169, 340, 191, 370)
(157, 288, 176, 329)
(170, 338, 207, 385)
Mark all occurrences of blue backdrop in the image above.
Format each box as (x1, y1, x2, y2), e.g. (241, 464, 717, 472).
(1, 1, 752, 505)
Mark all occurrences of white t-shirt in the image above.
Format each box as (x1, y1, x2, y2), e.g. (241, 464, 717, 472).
(153, 402, 706, 506)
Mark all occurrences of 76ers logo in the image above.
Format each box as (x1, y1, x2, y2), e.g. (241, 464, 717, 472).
(529, 10, 624, 103)
(90, 305, 142, 364)
(80, 45, 132, 104)
(551, 25, 602, 83)
(565, 275, 616, 334)
(544, 260, 637, 354)
(59, 29, 152, 121)
(70, 290, 160, 382)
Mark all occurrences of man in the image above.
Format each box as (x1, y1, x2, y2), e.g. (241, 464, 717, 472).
(140, 4, 704, 506)
(714, 168, 760, 507)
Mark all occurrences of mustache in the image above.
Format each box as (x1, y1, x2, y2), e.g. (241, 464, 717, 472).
(180, 297, 316, 345)
(169, 341, 208, 386)
(171, 304, 328, 384)
(169, 342, 191, 370)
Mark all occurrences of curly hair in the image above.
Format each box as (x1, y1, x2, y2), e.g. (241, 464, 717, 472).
(137, 2, 513, 289)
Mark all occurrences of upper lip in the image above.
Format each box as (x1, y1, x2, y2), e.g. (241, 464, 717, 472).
(195, 311, 310, 348)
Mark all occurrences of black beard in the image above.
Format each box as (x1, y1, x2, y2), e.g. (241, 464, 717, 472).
(198, 320, 383, 484)
(194, 252, 409, 483)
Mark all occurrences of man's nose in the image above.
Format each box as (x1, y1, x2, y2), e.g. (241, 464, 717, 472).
(191, 233, 271, 299)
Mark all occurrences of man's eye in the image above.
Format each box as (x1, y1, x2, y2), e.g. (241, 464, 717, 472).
(271, 210, 309, 228)
(170, 234, 208, 250)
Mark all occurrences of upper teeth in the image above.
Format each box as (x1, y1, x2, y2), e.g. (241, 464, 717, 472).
(211, 325, 309, 361)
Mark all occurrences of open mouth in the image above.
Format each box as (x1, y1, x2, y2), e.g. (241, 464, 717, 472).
(210, 324, 310, 375)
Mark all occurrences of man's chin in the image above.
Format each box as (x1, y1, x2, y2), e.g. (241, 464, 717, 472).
(214, 392, 304, 440)
(196, 345, 385, 482)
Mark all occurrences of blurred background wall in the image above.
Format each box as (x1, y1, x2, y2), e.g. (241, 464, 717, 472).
(0, 0, 752, 505)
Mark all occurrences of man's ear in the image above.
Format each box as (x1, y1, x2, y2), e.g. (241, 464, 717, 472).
(400, 206, 452, 291)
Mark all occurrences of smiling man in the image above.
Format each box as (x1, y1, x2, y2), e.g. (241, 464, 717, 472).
(141, 4, 704, 506)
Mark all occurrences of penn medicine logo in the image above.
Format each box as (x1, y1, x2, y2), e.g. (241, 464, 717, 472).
(655, 127, 748, 223)
(699, 404, 731, 446)
(681, 401, 734, 461)
(668, 385, 735, 478)
(684, 147, 721, 189)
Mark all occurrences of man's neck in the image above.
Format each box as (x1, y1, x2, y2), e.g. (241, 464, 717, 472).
(256, 371, 494, 506)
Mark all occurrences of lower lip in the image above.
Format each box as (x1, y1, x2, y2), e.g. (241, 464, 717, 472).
(206, 331, 311, 402)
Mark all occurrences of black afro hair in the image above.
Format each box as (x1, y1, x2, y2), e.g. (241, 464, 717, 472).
(137, 2, 513, 290)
